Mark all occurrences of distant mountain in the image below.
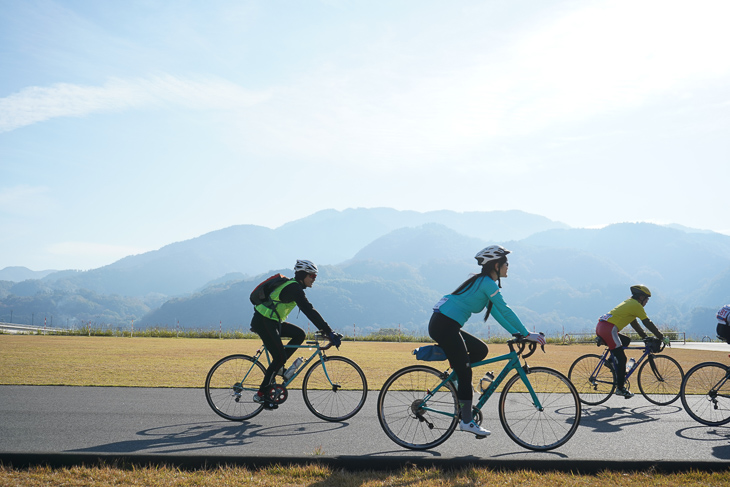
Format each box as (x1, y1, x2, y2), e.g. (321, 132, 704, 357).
(351, 223, 487, 265)
(277, 207, 569, 263)
(521, 223, 730, 296)
(37, 209, 568, 297)
(5, 209, 730, 339)
(137, 221, 730, 339)
(42, 225, 282, 296)
(0, 267, 56, 282)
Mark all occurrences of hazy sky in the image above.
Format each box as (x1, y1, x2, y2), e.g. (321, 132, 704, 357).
(2, 0, 729, 271)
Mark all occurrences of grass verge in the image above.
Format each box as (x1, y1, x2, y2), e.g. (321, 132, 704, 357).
(1, 463, 730, 486)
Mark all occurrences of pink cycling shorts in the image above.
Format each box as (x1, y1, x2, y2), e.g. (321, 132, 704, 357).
(596, 320, 622, 350)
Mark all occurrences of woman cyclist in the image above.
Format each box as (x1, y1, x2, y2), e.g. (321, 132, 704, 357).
(251, 259, 340, 408)
(596, 285, 668, 399)
(429, 245, 546, 437)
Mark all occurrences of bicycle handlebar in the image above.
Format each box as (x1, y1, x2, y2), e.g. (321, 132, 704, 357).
(507, 333, 545, 359)
(312, 331, 341, 351)
(643, 336, 666, 353)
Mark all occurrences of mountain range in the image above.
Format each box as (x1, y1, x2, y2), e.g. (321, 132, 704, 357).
(1, 208, 728, 339)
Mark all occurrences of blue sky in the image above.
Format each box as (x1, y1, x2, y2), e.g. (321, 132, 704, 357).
(2, 0, 730, 271)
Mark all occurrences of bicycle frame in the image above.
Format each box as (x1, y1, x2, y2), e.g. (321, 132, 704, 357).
(708, 369, 730, 397)
(252, 337, 334, 388)
(419, 349, 542, 419)
(590, 343, 656, 384)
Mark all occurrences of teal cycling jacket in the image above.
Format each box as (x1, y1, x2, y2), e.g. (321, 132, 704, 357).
(433, 275, 529, 336)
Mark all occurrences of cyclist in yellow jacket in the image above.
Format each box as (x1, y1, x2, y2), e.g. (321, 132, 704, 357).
(596, 285, 667, 399)
(251, 259, 339, 408)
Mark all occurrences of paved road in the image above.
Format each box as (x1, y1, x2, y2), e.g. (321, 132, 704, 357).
(1, 385, 728, 472)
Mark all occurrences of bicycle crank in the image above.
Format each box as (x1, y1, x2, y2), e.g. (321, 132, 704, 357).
(264, 384, 289, 405)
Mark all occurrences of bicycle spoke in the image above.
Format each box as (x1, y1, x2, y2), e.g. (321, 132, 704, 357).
(205, 355, 265, 421)
(377, 366, 459, 450)
(499, 367, 581, 451)
(681, 362, 730, 426)
(568, 354, 615, 405)
(302, 356, 367, 421)
(637, 355, 683, 405)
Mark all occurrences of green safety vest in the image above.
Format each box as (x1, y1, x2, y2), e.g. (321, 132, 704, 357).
(254, 279, 298, 322)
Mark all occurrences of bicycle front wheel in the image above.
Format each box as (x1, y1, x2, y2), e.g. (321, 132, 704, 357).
(205, 354, 265, 421)
(637, 354, 684, 405)
(499, 367, 581, 451)
(568, 354, 616, 405)
(377, 365, 459, 450)
(680, 362, 730, 426)
(302, 356, 368, 422)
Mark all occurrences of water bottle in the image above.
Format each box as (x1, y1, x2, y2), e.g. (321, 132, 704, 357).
(626, 358, 635, 373)
(479, 371, 494, 393)
(284, 357, 304, 380)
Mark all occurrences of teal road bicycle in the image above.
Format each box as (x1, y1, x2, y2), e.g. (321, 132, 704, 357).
(205, 331, 367, 422)
(568, 337, 683, 406)
(376, 336, 581, 451)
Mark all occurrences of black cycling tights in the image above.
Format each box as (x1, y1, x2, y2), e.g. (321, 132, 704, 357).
(428, 312, 489, 403)
(610, 334, 632, 389)
(250, 312, 306, 392)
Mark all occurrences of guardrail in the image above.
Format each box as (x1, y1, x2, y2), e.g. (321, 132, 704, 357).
(562, 331, 686, 345)
(0, 322, 70, 334)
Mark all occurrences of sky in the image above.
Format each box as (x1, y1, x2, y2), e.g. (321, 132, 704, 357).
(2, 0, 730, 272)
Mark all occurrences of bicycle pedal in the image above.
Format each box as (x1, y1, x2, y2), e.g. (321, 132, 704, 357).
(475, 434, 488, 439)
(263, 402, 279, 410)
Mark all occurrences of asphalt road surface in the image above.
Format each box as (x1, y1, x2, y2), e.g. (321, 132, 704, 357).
(1, 384, 728, 472)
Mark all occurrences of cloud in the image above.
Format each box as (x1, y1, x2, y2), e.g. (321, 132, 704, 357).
(0, 75, 271, 133)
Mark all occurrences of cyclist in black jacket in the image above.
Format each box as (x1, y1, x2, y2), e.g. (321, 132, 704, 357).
(250, 259, 340, 408)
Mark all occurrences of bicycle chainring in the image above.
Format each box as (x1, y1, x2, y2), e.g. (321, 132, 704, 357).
(265, 384, 289, 405)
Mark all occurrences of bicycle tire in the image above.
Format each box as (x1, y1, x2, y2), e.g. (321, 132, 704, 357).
(637, 354, 683, 405)
(301, 356, 368, 422)
(377, 365, 459, 450)
(499, 367, 581, 451)
(568, 353, 616, 405)
(680, 362, 730, 426)
(205, 354, 265, 421)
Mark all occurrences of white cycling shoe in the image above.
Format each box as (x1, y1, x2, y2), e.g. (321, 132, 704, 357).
(459, 420, 491, 438)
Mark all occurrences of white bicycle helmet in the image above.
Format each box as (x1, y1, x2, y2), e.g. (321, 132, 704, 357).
(475, 245, 511, 266)
(294, 259, 318, 275)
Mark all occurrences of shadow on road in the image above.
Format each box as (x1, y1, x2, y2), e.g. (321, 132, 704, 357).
(578, 404, 681, 433)
(68, 420, 348, 455)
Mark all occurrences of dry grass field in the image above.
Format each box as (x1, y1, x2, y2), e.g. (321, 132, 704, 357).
(0, 335, 723, 389)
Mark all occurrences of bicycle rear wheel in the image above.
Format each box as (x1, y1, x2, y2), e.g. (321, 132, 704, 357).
(302, 356, 368, 422)
(637, 354, 683, 405)
(499, 367, 581, 451)
(377, 365, 458, 450)
(680, 362, 730, 426)
(205, 354, 265, 421)
(568, 354, 616, 405)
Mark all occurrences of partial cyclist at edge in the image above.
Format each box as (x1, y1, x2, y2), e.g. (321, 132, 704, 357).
(429, 245, 546, 438)
(250, 259, 341, 408)
(717, 304, 730, 344)
(595, 285, 670, 399)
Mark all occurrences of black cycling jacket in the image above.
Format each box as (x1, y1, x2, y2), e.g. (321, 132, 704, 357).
(276, 280, 331, 333)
